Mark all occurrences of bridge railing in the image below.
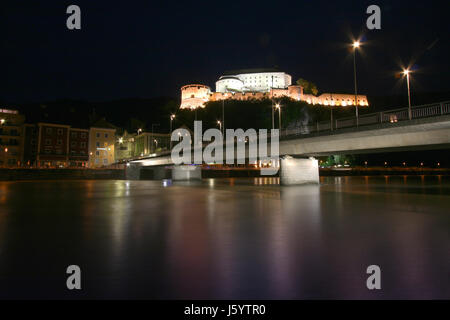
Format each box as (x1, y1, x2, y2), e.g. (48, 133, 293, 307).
(281, 100, 450, 137)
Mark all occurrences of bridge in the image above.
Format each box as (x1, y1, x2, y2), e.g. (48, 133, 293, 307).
(126, 101, 450, 184)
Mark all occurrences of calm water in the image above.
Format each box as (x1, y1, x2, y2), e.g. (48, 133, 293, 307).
(0, 176, 449, 299)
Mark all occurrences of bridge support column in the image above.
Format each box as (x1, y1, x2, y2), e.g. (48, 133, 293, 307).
(172, 165, 202, 181)
(280, 156, 319, 185)
(125, 163, 142, 180)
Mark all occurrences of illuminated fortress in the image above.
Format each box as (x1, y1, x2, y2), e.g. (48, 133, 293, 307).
(180, 68, 368, 109)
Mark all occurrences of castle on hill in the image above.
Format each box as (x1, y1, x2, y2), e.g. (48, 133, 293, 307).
(180, 68, 368, 110)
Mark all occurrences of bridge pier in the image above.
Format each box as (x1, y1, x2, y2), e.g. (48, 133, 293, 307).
(172, 165, 202, 181)
(125, 163, 142, 180)
(280, 156, 319, 185)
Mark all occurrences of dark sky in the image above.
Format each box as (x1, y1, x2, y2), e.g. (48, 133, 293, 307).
(1, 0, 449, 103)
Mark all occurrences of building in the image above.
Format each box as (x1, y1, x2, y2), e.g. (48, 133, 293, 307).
(22, 124, 38, 166)
(115, 130, 136, 162)
(134, 132, 171, 157)
(36, 123, 71, 167)
(69, 128, 89, 167)
(216, 68, 292, 93)
(179, 68, 368, 109)
(88, 119, 116, 168)
(0, 108, 25, 167)
(180, 84, 211, 110)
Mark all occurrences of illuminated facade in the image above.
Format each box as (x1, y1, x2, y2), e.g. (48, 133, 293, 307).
(180, 69, 368, 109)
(0, 109, 25, 167)
(88, 119, 116, 168)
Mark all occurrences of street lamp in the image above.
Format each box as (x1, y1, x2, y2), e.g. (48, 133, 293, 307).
(222, 99, 225, 136)
(402, 69, 412, 119)
(271, 101, 275, 129)
(170, 114, 175, 149)
(137, 128, 142, 135)
(275, 103, 281, 130)
(0, 119, 5, 125)
(217, 120, 222, 132)
(151, 123, 160, 153)
(352, 40, 361, 126)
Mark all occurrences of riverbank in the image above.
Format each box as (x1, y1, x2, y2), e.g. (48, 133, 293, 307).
(0, 168, 125, 181)
(1, 166, 449, 181)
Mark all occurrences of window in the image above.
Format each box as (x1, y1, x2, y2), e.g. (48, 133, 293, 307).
(96, 151, 100, 156)
(71, 132, 77, 138)
(104, 133, 108, 138)
(103, 159, 108, 165)
(95, 158, 99, 164)
(81, 133, 86, 139)
(57, 129, 63, 135)
(96, 142, 100, 147)
(45, 139, 51, 145)
(96, 133, 100, 138)
(57, 139, 63, 145)
(71, 141, 77, 147)
(46, 128, 53, 134)
(80, 142, 86, 148)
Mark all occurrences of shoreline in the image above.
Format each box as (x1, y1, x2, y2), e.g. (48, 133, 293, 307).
(1, 167, 450, 181)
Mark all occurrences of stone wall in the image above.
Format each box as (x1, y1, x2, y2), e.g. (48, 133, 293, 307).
(0, 168, 125, 181)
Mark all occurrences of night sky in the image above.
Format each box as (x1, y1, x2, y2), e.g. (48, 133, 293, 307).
(1, 0, 449, 103)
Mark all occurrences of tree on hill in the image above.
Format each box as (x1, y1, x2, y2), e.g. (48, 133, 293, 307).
(296, 78, 319, 96)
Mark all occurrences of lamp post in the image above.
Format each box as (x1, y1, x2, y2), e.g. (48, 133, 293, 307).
(352, 41, 360, 127)
(271, 101, 275, 129)
(3, 147, 7, 168)
(217, 120, 222, 132)
(402, 69, 412, 120)
(276, 103, 281, 130)
(151, 123, 160, 153)
(222, 99, 225, 136)
(170, 114, 175, 149)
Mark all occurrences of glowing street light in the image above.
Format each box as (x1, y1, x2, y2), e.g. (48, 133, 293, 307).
(0, 119, 5, 125)
(118, 137, 124, 144)
(351, 40, 361, 126)
(217, 120, 222, 131)
(275, 103, 281, 130)
(402, 68, 412, 119)
(137, 128, 142, 135)
(170, 114, 176, 149)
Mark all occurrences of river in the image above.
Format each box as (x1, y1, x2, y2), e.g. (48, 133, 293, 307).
(0, 176, 448, 299)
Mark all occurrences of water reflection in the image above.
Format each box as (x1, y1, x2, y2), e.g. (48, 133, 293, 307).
(0, 176, 448, 299)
